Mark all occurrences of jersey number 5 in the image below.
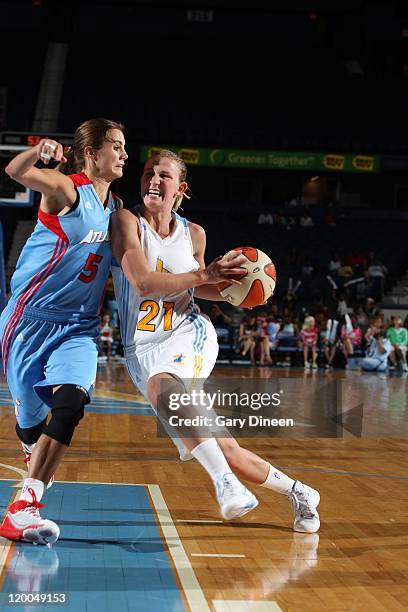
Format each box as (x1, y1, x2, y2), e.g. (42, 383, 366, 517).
(137, 300, 174, 332)
(79, 253, 103, 283)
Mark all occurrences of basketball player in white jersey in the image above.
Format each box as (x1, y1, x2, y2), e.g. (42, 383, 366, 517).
(111, 150, 320, 531)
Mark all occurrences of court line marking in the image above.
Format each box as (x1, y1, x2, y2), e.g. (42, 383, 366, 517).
(148, 483, 210, 612)
(191, 553, 245, 558)
(177, 519, 223, 524)
(276, 466, 408, 480)
(0, 463, 26, 480)
(34, 479, 146, 486)
(213, 601, 282, 611)
(0, 464, 24, 591)
(93, 390, 147, 401)
(0, 478, 210, 610)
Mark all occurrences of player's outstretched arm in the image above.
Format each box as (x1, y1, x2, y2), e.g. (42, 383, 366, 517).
(5, 139, 75, 213)
(111, 209, 246, 297)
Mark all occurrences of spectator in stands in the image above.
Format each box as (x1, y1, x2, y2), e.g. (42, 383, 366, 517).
(364, 315, 383, 339)
(361, 329, 392, 373)
(266, 315, 280, 357)
(209, 303, 232, 328)
(321, 317, 339, 370)
(238, 314, 257, 362)
(340, 314, 363, 365)
(277, 312, 299, 347)
(299, 315, 319, 370)
(386, 316, 408, 372)
(337, 261, 354, 280)
(98, 313, 114, 361)
(334, 291, 353, 316)
(328, 252, 341, 275)
(310, 293, 329, 319)
(289, 195, 302, 207)
(209, 303, 232, 346)
(255, 314, 273, 365)
(367, 258, 388, 301)
(364, 297, 377, 319)
(299, 208, 314, 227)
(354, 305, 369, 329)
(275, 210, 296, 230)
(344, 268, 370, 302)
(105, 275, 119, 328)
(257, 212, 274, 225)
(345, 250, 366, 270)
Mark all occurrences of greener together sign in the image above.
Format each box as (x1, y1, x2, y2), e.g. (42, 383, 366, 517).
(141, 145, 379, 173)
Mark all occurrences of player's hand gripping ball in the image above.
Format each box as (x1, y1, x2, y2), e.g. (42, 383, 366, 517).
(217, 247, 276, 308)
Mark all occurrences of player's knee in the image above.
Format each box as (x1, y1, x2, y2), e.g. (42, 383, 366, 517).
(15, 418, 47, 445)
(43, 384, 88, 446)
(149, 374, 184, 417)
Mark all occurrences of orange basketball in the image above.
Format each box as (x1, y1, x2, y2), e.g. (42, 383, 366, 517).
(217, 246, 277, 308)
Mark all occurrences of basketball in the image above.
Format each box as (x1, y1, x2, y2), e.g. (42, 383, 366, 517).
(217, 246, 277, 308)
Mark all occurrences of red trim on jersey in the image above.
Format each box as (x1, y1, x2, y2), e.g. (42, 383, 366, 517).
(38, 209, 69, 243)
(68, 172, 92, 187)
(1, 237, 69, 378)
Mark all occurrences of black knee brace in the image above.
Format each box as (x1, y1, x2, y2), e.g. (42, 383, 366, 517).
(43, 384, 88, 446)
(16, 418, 47, 445)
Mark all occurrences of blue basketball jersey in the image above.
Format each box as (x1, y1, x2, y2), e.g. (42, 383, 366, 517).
(9, 172, 119, 316)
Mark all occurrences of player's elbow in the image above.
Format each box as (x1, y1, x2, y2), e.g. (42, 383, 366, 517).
(131, 274, 154, 297)
(5, 163, 22, 181)
(136, 282, 151, 297)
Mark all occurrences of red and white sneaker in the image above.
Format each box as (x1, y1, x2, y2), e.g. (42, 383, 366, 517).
(0, 488, 60, 545)
(22, 443, 54, 489)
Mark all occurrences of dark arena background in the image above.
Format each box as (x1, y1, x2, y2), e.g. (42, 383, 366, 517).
(0, 0, 407, 610)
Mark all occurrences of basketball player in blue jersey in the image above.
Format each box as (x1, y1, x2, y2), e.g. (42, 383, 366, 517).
(111, 150, 321, 531)
(0, 118, 127, 545)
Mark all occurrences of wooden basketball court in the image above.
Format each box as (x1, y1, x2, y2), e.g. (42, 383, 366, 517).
(0, 363, 407, 611)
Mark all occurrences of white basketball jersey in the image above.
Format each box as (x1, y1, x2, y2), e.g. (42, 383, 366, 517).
(111, 211, 200, 351)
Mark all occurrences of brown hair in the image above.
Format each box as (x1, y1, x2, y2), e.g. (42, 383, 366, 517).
(149, 149, 191, 211)
(57, 117, 124, 175)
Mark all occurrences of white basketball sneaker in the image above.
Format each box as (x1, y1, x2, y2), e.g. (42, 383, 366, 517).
(0, 488, 60, 545)
(288, 480, 320, 533)
(22, 443, 54, 489)
(215, 473, 259, 520)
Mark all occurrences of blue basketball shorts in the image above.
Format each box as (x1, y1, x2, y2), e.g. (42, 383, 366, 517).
(0, 301, 99, 428)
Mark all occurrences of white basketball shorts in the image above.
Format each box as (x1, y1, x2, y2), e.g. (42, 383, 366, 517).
(124, 313, 219, 400)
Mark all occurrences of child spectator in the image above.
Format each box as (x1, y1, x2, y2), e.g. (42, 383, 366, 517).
(266, 315, 280, 358)
(300, 315, 319, 370)
(255, 314, 273, 366)
(361, 331, 392, 373)
(354, 305, 369, 330)
(386, 316, 408, 372)
(238, 314, 257, 363)
(98, 313, 114, 361)
(321, 318, 339, 370)
(341, 314, 363, 365)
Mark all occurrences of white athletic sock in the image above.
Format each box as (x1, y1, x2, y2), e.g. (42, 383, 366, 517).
(19, 478, 45, 503)
(260, 464, 295, 495)
(190, 438, 234, 482)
